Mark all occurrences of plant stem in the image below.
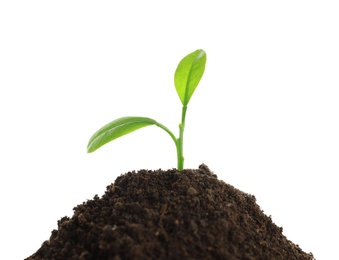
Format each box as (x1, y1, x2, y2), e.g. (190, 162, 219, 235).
(177, 105, 187, 170)
(155, 105, 187, 170)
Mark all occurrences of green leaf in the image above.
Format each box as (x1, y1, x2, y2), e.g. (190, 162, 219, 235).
(174, 49, 206, 106)
(87, 116, 157, 153)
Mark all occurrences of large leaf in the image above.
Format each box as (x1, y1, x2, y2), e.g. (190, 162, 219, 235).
(87, 116, 157, 153)
(174, 49, 206, 106)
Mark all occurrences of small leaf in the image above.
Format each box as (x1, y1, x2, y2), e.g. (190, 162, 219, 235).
(174, 49, 206, 106)
(87, 116, 157, 153)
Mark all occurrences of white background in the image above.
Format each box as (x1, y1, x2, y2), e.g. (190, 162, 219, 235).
(1, 1, 338, 259)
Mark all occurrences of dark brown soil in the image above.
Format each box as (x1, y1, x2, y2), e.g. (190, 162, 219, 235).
(26, 164, 314, 260)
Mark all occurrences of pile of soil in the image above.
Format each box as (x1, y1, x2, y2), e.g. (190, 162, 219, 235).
(26, 164, 314, 259)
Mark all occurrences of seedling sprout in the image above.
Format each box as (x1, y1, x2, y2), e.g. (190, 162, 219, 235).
(87, 49, 206, 170)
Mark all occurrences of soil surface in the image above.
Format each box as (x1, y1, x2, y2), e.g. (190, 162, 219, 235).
(26, 164, 314, 260)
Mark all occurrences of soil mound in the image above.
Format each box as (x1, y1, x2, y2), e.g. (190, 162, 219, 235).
(26, 164, 314, 259)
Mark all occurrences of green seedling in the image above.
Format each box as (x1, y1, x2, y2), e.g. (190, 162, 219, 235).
(87, 49, 206, 170)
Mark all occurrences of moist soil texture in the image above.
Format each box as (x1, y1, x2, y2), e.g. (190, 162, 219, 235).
(26, 164, 314, 260)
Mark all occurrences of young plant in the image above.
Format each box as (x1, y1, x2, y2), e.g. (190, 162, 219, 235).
(87, 49, 206, 170)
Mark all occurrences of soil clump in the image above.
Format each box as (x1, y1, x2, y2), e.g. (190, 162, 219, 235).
(26, 164, 314, 259)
